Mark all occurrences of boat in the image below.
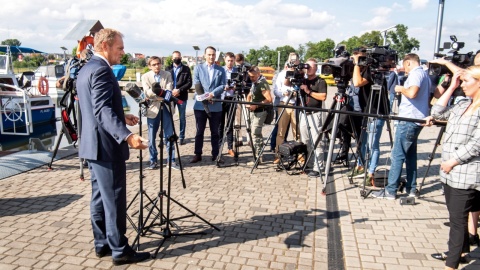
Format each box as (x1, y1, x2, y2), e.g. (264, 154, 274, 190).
(0, 45, 56, 136)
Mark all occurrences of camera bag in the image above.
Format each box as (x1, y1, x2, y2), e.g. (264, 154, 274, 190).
(278, 141, 307, 157)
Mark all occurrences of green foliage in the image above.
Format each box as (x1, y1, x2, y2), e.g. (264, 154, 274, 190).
(71, 46, 77, 56)
(387, 24, 420, 58)
(120, 54, 130, 65)
(275, 45, 296, 68)
(305, 39, 335, 61)
(1, 39, 21, 46)
(135, 58, 147, 68)
(164, 56, 173, 67)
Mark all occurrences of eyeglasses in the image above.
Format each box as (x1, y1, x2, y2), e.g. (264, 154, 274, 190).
(150, 63, 161, 66)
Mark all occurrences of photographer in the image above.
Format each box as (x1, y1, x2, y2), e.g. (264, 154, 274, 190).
(273, 52, 302, 164)
(299, 58, 327, 177)
(219, 52, 237, 157)
(246, 66, 272, 164)
(372, 53, 431, 200)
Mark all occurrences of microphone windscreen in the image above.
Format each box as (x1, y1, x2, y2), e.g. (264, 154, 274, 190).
(125, 83, 141, 98)
(152, 82, 162, 96)
(194, 83, 204, 95)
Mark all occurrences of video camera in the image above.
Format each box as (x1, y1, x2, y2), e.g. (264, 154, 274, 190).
(357, 44, 397, 70)
(321, 56, 354, 91)
(285, 60, 309, 86)
(227, 64, 250, 95)
(429, 35, 474, 76)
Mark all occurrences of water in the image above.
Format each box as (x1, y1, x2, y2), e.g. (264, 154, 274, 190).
(0, 91, 195, 154)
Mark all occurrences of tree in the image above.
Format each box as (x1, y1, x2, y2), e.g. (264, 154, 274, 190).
(71, 46, 77, 56)
(1, 39, 21, 46)
(304, 39, 336, 61)
(164, 56, 173, 67)
(274, 45, 296, 69)
(135, 58, 147, 68)
(387, 24, 420, 58)
(120, 53, 130, 65)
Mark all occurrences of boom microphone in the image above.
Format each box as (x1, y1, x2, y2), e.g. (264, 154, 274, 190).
(152, 82, 183, 105)
(195, 83, 211, 118)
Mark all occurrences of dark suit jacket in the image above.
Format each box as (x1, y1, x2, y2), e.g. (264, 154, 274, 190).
(166, 64, 192, 101)
(77, 55, 131, 162)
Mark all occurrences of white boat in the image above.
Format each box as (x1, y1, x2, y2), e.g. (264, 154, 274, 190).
(0, 45, 56, 136)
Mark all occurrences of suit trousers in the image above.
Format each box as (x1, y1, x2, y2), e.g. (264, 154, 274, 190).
(275, 104, 298, 153)
(194, 110, 222, 157)
(88, 159, 132, 259)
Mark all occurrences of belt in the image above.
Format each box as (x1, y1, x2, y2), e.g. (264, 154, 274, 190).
(254, 108, 266, 112)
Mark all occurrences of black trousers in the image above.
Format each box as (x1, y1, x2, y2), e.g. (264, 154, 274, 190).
(219, 98, 236, 150)
(444, 184, 480, 269)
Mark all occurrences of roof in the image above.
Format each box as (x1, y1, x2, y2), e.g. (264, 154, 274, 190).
(64, 20, 104, 40)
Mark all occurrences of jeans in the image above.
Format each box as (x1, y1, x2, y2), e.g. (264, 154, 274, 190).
(357, 119, 385, 174)
(147, 105, 175, 164)
(176, 100, 187, 140)
(385, 121, 423, 195)
(194, 110, 222, 157)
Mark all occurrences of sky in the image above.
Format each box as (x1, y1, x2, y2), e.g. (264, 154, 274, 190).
(0, 0, 478, 61)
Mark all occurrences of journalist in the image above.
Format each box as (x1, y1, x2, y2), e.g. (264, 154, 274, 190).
(76, 28, 150, 265)
(141, 56, 178, 170)
(299, 58, 327, 177)
(219, 52, 237, 157)
(424, 66, 480, 270)
(372, 53, 431, 199)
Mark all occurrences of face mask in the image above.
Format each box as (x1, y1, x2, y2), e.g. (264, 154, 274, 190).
(173, 58, 182, 65)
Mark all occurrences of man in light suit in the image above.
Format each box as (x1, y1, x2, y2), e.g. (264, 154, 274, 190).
(141, 56, 178, 170)
(76, 28, 150, 265)
(191, 46, 226, 163)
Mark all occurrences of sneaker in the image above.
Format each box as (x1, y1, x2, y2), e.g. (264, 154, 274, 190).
(168, 162, 180, 170)
(407, 189, 417, 198)
(347, 167, 364, 178)
(308, 171, 320, 178)
(371, 189, 395, 200)
(147, 162, 158, 170)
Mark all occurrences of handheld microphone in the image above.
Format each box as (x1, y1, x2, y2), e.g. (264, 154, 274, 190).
(125, 83, 148, 105)
(194, 83, 211, 118)
(152, 82, 183, 105)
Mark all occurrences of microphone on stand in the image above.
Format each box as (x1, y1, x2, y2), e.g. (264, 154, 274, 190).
(125, 83, 149, 106)
(195, 83, 211, 118)
(152, 82, 183, 105)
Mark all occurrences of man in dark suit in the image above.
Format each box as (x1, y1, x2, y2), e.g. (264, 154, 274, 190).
(76, 28, 150, 266)
(166, 50, 192, 145)
(190, 46, 226, 163)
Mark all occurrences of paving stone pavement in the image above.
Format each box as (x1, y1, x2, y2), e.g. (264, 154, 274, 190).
(0, 86, 479, 270)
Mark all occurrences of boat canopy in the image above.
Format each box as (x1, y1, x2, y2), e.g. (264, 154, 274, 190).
(0, 46, 44, 54)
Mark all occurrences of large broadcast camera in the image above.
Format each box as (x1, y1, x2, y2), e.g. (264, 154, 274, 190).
(285, 61, 309, 86)
(227, 64, 250, 95)
(320, 44, 354, 91)
(357, 44, 398, 71)
(429, 35, 474, 76)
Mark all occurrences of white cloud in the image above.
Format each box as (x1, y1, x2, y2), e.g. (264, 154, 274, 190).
(409, 0, 429, 10)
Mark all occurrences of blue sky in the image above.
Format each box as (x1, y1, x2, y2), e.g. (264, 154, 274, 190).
(0, 0, 478, 61)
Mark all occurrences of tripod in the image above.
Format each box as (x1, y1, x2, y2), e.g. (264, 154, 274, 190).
(138, 100, 220, 258)
(126, 100, 159, 250)
(217, 91, 256, 167)
(354, 74, 393, 198)
(417, 126, 445, 195)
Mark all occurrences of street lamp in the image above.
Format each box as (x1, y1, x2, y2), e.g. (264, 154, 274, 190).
(60, 46, 68, 62)
(193, 45, 200, 68)
(380, 25, 398, 46)
(277, 51, 281, 72)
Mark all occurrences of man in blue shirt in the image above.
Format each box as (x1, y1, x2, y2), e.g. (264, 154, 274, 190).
(372, 53, 431, 199)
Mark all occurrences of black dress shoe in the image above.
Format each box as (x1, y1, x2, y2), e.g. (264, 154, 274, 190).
(112, 251, 151, 266)
(431, 252, 468, 264)
(179, 139, 185, 145)
(190, 155, 202, 163)
(95, 246, 112, 258)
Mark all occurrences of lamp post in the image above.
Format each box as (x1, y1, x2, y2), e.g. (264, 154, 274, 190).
(60, 46, 68, 62)
(380, 25, 398, 46)
(433, 0, 446, 57)
(277, 51, 281, 72)
(193, 45, 200, 68)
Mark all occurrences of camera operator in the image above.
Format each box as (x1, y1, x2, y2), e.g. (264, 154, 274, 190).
(219, 52, 237, 156)
(233, 53, 251, 146)
(372, 53, 431, 200)
(299, 58, 327, 177)
(273, 52, 302, 164)
(246, 66, 272, 164)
